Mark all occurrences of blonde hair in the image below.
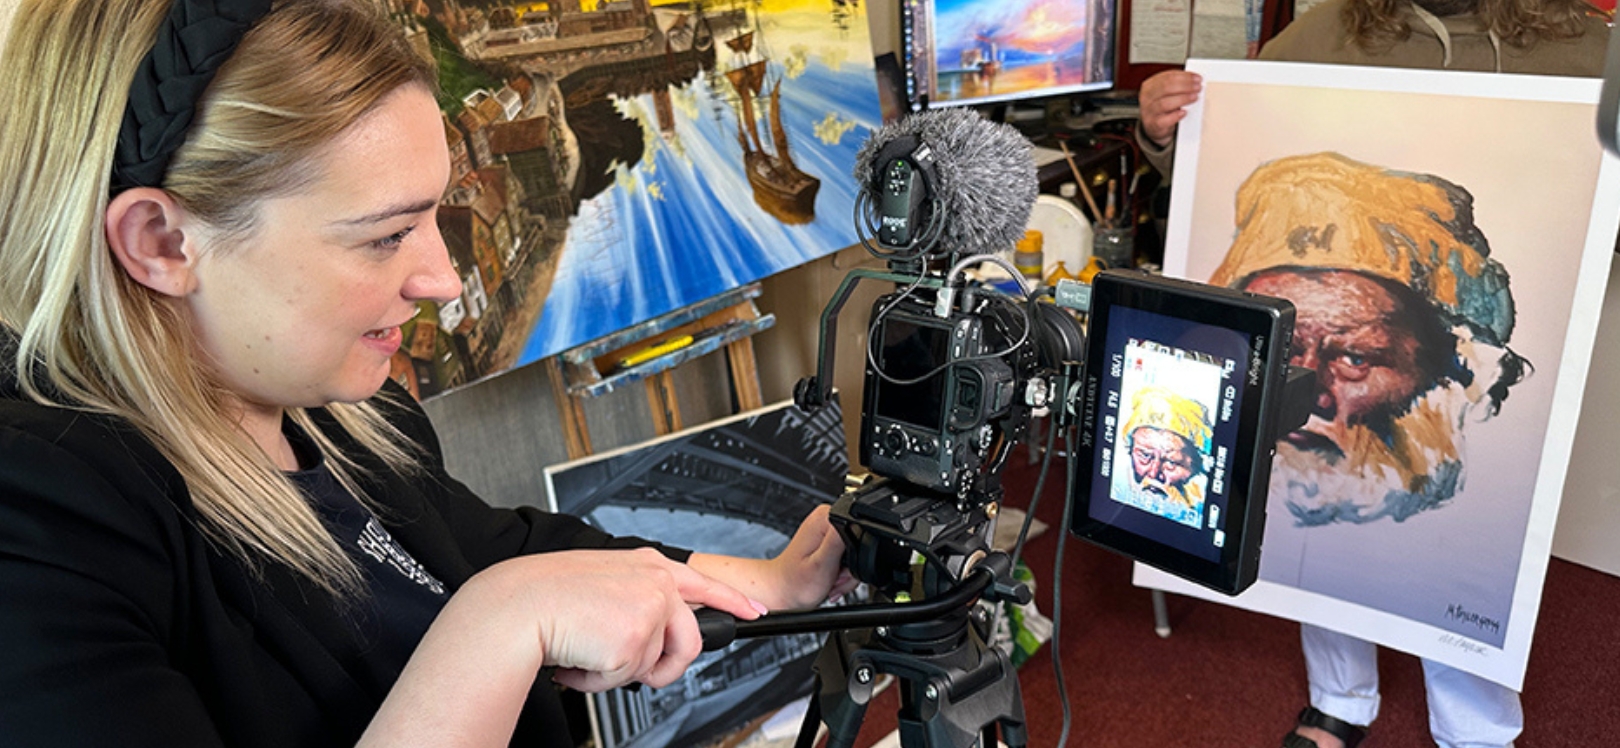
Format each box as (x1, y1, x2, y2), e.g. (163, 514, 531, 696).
(1343, 0, 1601, 50)
(0, 0, 438, 595)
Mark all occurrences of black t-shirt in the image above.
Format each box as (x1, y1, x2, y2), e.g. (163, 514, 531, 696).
(284, 423, 448, 688)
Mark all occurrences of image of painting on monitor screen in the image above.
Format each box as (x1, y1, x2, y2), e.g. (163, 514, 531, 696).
(918, 0, 1116, 108)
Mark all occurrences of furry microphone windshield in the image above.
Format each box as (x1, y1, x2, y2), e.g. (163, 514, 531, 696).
(853, 107, 1039, 257)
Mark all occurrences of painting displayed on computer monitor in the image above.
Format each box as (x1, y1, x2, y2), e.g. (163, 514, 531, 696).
(381, 1, 883, 400)
(903, 0, 1116, 109)
(544, 398, 848, 748)
(1139, 59, 1620, 690)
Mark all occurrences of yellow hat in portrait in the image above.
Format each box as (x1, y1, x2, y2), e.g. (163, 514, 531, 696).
(1209, 152, 1515, 347)
(1122, 386, 1213, 454)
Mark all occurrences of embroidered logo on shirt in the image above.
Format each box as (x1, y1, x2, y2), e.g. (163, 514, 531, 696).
(357, 518, 446, 595)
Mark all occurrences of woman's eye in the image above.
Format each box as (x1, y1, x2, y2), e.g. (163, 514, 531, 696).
(370, 225, 415, 251)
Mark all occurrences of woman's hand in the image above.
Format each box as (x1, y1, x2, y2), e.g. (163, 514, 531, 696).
(1139, 70, 1203, 147)
(689, 504, 857, 613)
(518, 547, 764, 691)
(360, 548, 761, 747)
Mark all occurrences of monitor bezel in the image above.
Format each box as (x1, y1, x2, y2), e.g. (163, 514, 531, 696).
(1067, 271, 1297, 595)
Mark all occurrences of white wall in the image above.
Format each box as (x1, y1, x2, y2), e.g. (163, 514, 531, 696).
(1554, 263, 1620, 577)
(868, 0, 899, 58)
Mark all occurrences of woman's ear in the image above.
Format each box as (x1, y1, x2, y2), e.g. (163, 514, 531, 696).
(105, 187, 199, 298)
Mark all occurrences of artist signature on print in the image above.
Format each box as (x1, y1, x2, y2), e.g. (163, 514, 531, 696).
(1444, 603, 1503, 636)
(1436, 601, 1502, 657)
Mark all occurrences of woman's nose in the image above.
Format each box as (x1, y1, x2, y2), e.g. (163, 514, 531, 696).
(406, 224, 463, 304)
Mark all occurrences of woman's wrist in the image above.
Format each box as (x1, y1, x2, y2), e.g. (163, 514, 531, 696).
(686, 553, 795, 612)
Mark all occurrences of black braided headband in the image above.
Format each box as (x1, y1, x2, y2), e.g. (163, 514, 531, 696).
(109, 0, 273, 195)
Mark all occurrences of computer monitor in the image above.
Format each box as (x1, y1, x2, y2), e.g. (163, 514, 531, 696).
(902, 0, 1117, 111)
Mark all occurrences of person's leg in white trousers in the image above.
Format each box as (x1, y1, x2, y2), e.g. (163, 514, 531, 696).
(1421, 658, 1521, 748)
(1302, 623, 1381, 728)
(1301, 624, 1522, 747)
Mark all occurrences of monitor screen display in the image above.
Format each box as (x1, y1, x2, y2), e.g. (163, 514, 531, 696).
(903, 0, 1117, 109)
(1067, 271, 1298, 595)
(1081, 307, 1253, 564)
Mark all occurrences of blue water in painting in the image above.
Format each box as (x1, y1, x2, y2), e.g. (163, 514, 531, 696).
(519, 58, 882, 365)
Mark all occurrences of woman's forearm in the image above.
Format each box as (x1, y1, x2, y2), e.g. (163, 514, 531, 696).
(358, 572, 543, 748)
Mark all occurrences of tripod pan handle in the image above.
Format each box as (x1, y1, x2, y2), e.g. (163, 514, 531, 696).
(695, 607, 738, 652)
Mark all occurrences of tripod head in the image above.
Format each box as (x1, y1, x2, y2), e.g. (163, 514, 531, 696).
(696, 478, 1035, 748)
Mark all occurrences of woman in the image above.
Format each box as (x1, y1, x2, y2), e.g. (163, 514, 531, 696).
(0, 1, 849, 745)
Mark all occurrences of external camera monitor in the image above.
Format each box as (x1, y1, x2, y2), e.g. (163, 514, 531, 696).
(1067, 271, 1298, 595)
(902, 0, 1117, 111)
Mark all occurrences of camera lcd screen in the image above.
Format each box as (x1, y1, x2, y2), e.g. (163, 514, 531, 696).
(872, 317, 950, 430)
(1069, 271, 1294, 595)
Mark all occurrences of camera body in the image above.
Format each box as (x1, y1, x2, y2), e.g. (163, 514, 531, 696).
(860, 289, 1029, 497)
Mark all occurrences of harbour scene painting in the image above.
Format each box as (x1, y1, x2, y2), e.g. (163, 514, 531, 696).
(379, 0, 883, 399)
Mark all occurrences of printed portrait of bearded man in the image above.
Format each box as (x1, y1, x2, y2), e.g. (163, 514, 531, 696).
(1210, 151, 1528, 527)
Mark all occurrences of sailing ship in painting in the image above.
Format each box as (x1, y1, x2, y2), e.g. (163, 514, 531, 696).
(960, 34, 1003, 84)
(721, 4, 820, 224)
(377, 0, 872, 397)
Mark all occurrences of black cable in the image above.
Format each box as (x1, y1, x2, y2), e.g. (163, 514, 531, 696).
(1008, 417, 1058, 571)
(1051, 430, 1076, 747)
(986, 412, 1058, 646)
(864, 288, 1034, 389)
(853, 189, 947, 262)
(970, 401, 1076, 748)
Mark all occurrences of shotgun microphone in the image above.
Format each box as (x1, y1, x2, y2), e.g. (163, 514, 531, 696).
(853, 108, 1039, 259)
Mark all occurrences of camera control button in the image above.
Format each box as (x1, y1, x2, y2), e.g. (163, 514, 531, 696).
(882, 427, 909, 456)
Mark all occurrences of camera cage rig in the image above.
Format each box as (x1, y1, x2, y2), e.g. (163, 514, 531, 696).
(690, 114, 1317, 747)
(715, 238, 1086, 748)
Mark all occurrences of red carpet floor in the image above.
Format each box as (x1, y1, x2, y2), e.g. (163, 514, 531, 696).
(842, 453, 1620, 748)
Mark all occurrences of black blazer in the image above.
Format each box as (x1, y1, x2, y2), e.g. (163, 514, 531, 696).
(0, 372, 673, 747)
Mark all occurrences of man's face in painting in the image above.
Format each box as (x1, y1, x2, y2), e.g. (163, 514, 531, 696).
(1243, 267, 1466, 525)
(1129, 425, 1201, 504)
(1209, 152, 1525, 525)
(1246, 268, 1437, 458)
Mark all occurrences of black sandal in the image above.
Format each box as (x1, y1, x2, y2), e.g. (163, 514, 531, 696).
(1280, 706, 1368, 748)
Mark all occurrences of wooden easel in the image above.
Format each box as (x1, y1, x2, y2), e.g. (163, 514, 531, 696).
(545, 283, 775, 459)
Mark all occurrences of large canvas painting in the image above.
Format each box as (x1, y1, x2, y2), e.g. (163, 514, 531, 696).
(544, 397, 847, 748)
(381, 0, 884, 399)
(1135, 59, 1620, 688)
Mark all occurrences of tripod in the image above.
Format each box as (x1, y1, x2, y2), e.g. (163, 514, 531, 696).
(698, 477, 1032, 748)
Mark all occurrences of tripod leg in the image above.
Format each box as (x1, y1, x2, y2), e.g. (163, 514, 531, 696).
(813, 630, 876, 748)
(794, 683, 823, 748)
(995, 682, 1027, 748)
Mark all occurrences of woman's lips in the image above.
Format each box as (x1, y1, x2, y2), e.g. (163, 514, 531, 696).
(361, 325, 403, 354)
